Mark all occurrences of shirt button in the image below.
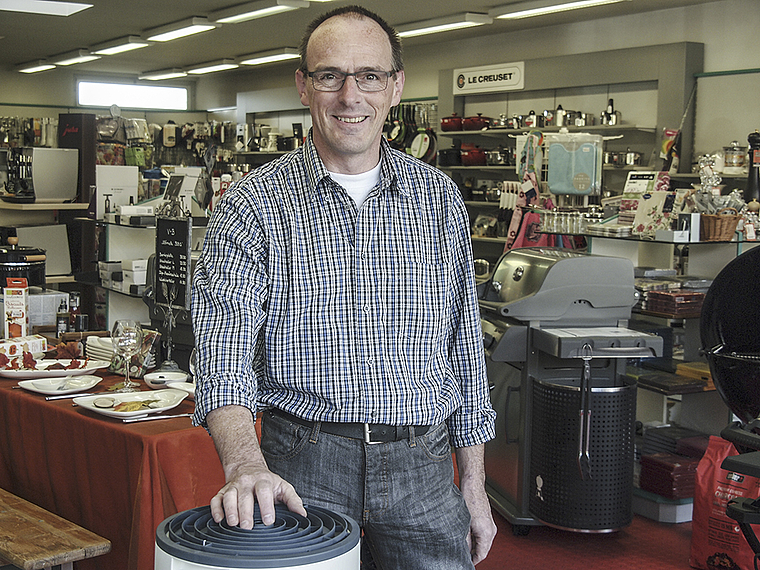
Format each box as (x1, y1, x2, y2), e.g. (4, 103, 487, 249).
(363, 304, 369, 312)
(366, 357, 374, 366)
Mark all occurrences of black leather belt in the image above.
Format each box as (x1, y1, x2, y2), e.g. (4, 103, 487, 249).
(269, 408, 431, 444)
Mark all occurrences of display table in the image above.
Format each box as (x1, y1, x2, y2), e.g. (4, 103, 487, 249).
(0, 372, 225, 570)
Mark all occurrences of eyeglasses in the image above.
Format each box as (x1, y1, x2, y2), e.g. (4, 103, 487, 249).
(307, 70, 395, 92)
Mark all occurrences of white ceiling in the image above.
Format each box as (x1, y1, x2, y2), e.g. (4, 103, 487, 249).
(0, 0, 720, 77)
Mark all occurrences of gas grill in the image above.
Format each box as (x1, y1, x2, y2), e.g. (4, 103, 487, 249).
(478, 247, 663, 534)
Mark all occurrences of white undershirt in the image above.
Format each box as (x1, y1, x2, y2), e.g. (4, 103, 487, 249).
(328, 163, 382, 206)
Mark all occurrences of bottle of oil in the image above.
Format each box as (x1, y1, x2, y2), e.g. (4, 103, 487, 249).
(56, 300, 69, 338)
(746, 130, 760, 204)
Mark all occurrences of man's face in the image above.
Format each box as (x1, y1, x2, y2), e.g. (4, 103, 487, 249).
(296, 14, 404, 173)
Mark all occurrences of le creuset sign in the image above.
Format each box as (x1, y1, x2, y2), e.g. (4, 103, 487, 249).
(453, 62, 525, 94)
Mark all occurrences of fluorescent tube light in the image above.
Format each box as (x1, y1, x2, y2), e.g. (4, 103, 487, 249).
(93, 36, 150, 56)
(17, 60, 56, 73)
(53, 49, 100, 66)
(146, 17, 217, 42)
(397, 13, 492, 39)
(0, 0, 91, 16)
(212, 0, 308, 24)
(490, 0, 631, 20)
(139, 68, 188, 81)
(239, 47, 299, 66)
(187, 59, 239, 75)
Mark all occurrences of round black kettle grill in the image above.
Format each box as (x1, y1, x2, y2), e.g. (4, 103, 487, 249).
(155, 504, 360, 569)
(701, 245, 760, 565)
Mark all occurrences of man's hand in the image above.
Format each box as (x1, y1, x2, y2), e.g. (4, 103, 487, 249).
(455, 445, 497, 565)
(207, 405, 307, 528)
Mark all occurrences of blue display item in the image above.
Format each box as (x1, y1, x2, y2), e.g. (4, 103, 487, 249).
(546, 133, 603, 196)
(155, 504, 360, 569)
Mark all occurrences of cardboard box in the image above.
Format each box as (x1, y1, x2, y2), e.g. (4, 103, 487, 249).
(29, 290, 69, 327)
(655, 229, 689, 242)
(122, 259, 148, 271)
(117, 205, 154, 216)
(4, 278, 30, 338)
(0, 334, 48, 356)
(98, 261, 122, 281)
(122, 269, 147, 286)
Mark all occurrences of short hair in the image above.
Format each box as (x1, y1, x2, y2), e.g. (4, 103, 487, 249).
(298, 5, 404, 74)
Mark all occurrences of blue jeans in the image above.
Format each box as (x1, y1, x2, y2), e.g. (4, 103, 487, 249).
(261, 410, 474, 570)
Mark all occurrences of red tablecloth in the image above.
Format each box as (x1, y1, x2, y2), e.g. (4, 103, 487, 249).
(0, 373, 225, 570)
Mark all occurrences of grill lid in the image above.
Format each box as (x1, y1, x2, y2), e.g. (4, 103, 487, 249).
(701, 245, 760, 425)
(156, 505, 359, 568)
(478, 247, 637, 325)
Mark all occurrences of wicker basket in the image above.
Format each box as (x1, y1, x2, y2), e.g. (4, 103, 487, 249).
(700, 208, 741, 241)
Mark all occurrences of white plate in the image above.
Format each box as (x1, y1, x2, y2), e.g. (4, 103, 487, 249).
(166, 381, 196, 400)
(73, 389, 187, 419)
(18, 375, 102, 395)
(0, 360, 111, 379)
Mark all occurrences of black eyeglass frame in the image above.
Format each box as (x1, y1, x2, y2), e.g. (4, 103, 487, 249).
(305, 69, 397, 92)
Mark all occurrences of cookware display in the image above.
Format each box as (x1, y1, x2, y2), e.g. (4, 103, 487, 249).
(0, 236, 45, 288)
(463, 113, 492, 131)
(440, 112, 463, 132)
(486, 148, 507, 166)
(437, 147, 461, 167)
(460, 144, 487, 166)
(408, 104, 438, 166)
(603, 149, 643, 166)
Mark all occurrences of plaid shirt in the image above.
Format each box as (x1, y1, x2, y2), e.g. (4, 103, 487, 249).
(191, 134, 495, 448)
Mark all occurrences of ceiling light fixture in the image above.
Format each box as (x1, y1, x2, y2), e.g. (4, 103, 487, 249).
(17, 59, 56, 74)
(0, 0, 92, 16)
(187, 59, 240, 75)
(53, 48, 100, 66)
(212, 0, 308, 24)
(139, 68, 188, 81)
(489, 0, 631, 20)
(238, 47, 300, 66)
(396, 13, 492, 39)
(92, 36, 150, 56)
(145, 17, 218, 42)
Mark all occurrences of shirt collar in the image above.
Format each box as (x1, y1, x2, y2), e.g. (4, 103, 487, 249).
(302, 129, 406, 199)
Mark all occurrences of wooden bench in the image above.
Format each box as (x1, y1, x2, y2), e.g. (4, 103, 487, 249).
(0, 488, 111, 570)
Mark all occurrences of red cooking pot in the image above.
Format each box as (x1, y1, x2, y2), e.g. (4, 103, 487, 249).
(463, 113, 492, 131)
(440, 113, 463, 132)
(460, 146, 487, 166)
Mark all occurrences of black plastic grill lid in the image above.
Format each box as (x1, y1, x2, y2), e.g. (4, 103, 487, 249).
(156, 504, 359, 568)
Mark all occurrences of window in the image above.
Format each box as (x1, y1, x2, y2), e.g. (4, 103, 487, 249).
(77, 81, 188, 110)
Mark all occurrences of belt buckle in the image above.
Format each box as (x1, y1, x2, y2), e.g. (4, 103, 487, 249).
(363, 423, 383, 445)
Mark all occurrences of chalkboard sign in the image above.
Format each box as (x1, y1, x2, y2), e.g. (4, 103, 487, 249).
(155, 215, 192, 311)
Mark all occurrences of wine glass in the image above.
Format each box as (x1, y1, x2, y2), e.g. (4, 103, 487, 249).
(112, 320, 143, 393)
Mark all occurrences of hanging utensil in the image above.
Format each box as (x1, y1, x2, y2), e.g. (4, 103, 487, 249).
(578, 343, 593, 480)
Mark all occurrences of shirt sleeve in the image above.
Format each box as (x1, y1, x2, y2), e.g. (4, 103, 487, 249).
(443, 186, 497, 448)
(191, 188, 269, 429)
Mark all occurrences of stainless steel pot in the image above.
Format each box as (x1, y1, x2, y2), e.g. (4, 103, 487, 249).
(624, 149, 642, 166)
(486, 148, 508, 166)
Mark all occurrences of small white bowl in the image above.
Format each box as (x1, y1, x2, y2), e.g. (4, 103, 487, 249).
(167, 381, 196, 400)
(144, 371, 189, 389)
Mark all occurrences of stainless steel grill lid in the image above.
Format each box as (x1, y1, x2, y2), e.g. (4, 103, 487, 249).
(155, 505, 359, 568)
(700, 245, 760, 425)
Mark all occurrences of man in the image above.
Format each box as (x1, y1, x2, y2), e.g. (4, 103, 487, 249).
(191, 5, 497, 568)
